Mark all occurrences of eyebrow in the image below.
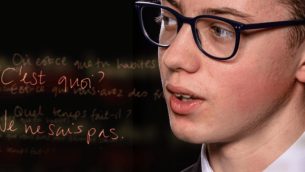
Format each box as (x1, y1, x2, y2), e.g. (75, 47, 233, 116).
(164, 0, 180, 10)
(202, 7, 254, 21)
(163, 0, 254, 22)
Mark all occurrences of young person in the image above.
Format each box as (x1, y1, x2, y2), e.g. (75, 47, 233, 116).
(135, 0, 305, 171)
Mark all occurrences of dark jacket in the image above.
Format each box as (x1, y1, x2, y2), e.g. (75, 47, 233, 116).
(181, 157, 201, 172)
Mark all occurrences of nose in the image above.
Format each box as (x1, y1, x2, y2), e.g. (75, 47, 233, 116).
(159, 24, 201, 73)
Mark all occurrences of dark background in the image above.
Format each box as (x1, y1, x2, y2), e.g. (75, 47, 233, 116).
(0, 1, 201, 172)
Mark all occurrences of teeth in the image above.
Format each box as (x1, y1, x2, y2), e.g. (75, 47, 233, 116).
(175, 93, 182, 98)
(181, 95, 191, 99)
(175, 93, 192, 100)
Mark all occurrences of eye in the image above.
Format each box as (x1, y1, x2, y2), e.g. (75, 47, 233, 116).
(162, 15, 176, 27)
(210, 25, 234, 40)
(155, 14, 177, 29)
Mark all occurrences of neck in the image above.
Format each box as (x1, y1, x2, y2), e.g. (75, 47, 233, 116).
(207, 83, 305, 172)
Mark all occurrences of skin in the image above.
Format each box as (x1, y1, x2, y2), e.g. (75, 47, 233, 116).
(158, 0, 305, 171)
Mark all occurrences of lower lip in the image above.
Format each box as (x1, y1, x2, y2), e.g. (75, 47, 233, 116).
(169, 95, 203, 115)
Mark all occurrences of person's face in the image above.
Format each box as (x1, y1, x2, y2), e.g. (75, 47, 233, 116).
(159, 0, 302, 143)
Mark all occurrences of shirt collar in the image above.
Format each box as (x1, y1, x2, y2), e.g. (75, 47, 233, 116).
(264, 131, 305, 172)
(200, 144, 213, 172)
(200, 131, 305, 172)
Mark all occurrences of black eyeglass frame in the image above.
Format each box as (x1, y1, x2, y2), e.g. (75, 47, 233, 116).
(135, 1, 305, 60)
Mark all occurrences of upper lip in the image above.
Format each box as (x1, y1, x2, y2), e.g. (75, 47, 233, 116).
(166, 84, 204, 99)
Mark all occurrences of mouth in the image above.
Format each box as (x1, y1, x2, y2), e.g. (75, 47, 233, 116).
(174, 93, 198, 101)
(166, 84, 204, 115)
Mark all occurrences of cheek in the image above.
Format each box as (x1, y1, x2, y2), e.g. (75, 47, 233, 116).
(200, 56, 296, 142)
(211, 41, 296, 117)
(216, 74, 277, 114)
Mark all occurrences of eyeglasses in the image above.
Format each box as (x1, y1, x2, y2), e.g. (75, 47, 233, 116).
(135, 1, 305, 60)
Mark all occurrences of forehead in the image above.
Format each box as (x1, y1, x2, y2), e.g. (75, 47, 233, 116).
(162, 0, 291, 21)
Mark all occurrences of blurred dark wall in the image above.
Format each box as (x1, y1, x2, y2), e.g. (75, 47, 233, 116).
(0, 1, 200, 172)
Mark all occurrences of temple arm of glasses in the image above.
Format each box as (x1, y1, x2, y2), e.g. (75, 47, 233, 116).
(241, 20, 305, 30)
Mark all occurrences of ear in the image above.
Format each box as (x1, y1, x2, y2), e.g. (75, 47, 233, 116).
(296, 42, 305, 83)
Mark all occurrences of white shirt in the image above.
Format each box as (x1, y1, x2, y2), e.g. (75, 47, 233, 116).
(200, 144, 213, 172)
(200, 132, 305, 172)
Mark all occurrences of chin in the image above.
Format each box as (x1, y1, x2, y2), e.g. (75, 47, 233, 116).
(169, 117, 207, 144)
